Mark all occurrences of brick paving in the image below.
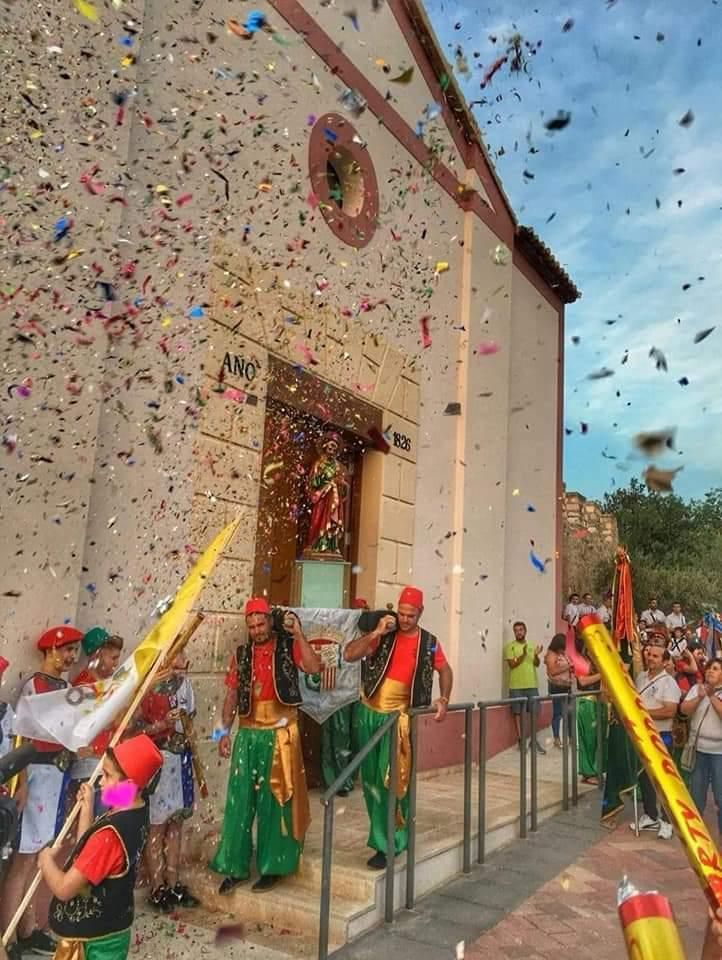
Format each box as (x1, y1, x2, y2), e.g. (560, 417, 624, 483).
(337, 794, 714, 960)
(465, 817, 708, 960)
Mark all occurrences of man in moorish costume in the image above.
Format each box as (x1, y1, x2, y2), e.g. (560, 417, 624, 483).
(211, 598, 321, 894)
(345, 586, 453, 870)
(304, 431, 348, 556)
(1, 626, 83, 959)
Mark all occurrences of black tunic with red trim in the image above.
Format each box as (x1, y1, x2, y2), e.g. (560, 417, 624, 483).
(49, 805, 148, 940)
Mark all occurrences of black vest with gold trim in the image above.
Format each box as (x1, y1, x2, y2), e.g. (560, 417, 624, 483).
(50, 805, 148, 940)
(362, 628, 436, 708)
(235, 630, 302, 717)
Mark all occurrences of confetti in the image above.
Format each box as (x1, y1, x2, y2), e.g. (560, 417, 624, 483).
(633, 428, 676, 458)
(693, 327, 715, 344)
(73, 0, 99, 21)
(419, 315, 432, 349)
(475, 340, 499, 356)
(544, 110, 572, 131)
(390, 66, 414, 84)
(214, 923, 246, 945)
(643, 465, 682, 493)
(587, 367, 615, 380)
(529, 549, 546, 573)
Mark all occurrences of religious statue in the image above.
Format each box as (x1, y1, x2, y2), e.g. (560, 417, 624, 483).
(303, 430, 348, 558)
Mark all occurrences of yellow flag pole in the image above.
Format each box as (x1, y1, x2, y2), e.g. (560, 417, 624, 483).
(2, 515, 239, 947)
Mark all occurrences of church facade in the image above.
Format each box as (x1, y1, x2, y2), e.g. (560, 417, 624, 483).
(1, 0, 578, 752)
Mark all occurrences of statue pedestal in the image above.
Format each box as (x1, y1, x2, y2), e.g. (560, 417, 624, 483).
(291, 558, 350, 609)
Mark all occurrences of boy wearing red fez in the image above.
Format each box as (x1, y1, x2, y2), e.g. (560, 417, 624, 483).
(68, 631, 125, 806)
(38, 734, 162, 960)
(1, 627, 82, 959)
(210, 597, 321, 894)
(345, 586, 453, 869)
(139, 652, 199, 912)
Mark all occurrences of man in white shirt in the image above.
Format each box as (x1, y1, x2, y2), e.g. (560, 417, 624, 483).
(579, 593, 597, 617)
(563, 593, 580, 627)
(596, 592, 613, 627)
(640, 597, 666, 628)
(666, 601, 687, 632)
(632, 646, 681, 840)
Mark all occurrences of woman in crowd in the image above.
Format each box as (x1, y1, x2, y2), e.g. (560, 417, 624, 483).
(544, 634, 572, 749)
(680, 657, 722, 838)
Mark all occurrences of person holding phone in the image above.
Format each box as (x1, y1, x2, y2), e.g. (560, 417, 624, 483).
(210, 598, 321, 894)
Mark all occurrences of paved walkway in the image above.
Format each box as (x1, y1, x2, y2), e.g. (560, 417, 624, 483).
(333, 795, 710, 960)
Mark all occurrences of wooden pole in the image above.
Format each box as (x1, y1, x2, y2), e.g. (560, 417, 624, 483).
(1, 612, 204, 947)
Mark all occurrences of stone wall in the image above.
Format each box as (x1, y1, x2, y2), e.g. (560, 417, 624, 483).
(562, 491, 618, 603)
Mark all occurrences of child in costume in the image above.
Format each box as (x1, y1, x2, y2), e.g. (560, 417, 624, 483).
(140, 654, 199, 911)
(68, 630, 125, 812)
(37, 734, 163, 960)
(0, 626, 83, 959)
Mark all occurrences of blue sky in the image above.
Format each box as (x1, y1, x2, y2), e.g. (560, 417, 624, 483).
(426, 0, 722, 501)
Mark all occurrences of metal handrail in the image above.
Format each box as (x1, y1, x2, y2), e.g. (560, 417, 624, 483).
(318, 692, 602, 957)
(318, 710, 399, 960)
(405, 702, 475, 908)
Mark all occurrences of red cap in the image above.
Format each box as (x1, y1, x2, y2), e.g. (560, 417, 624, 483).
(0, 656, 9, 676)
(245, 597, 271, 616)
(112, 734, 163, 788)
(351, 598, 368, 610)
(37, 625, 84, 651)
(398, 586, 424, 610)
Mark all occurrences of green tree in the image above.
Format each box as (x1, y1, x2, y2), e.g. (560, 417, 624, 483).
(601, 480, 722, 619)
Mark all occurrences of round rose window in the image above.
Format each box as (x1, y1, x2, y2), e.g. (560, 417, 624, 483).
(308, 113, 379, 249)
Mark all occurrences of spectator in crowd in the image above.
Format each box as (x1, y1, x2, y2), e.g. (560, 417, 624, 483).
(579, 593, 597, 617)
(666, 601, 687, 632)
(504, 622, 546, 755)
(640, 598, 666, 628)
(596, 592, 613, 627)
(544, 634, 572, 749)
(680, 658, 722, 839)
(562, 593, 581, 627)
(632, 646, 681, 839)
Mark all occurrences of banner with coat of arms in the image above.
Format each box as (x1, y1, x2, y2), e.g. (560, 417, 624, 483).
(290, 608, 361, 724)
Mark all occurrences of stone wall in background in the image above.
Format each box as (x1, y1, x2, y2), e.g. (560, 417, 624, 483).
(562, 490, 618, 604)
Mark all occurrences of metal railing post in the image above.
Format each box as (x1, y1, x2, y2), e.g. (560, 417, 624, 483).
(571, 695, 579, 806)
(385, 716, 398, 924)
(519, 705, 527, 839)
(530, 697, 538, 833)
(463, 706, 473, 872)
(596, 695, 605, 792)
(477, 705, 487, 863)
(561, 694, 570, 811)
(317, 799, 335, 960)
(405, 712, 418, 909)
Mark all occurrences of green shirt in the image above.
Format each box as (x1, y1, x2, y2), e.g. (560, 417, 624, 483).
(504, 640, 538, 690)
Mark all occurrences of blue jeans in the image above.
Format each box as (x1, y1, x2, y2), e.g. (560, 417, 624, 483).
(548, 683, 571, 739)
(690, 751, 722, 834)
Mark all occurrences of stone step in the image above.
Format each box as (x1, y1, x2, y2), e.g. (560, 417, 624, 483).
(184, 862, 373, 949)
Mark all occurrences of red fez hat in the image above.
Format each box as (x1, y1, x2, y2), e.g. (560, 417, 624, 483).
(398, 586, 424, 610)
(112, 734, 163, 789)
(37, 625, 84, 651)
(351, 598, 368, 610)
(245, 597, 271, 616)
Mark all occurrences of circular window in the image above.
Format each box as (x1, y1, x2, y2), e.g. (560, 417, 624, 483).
(309, 114, 379, 249)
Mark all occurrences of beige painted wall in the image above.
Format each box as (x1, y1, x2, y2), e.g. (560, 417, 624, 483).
(0, 0, 563, 723)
